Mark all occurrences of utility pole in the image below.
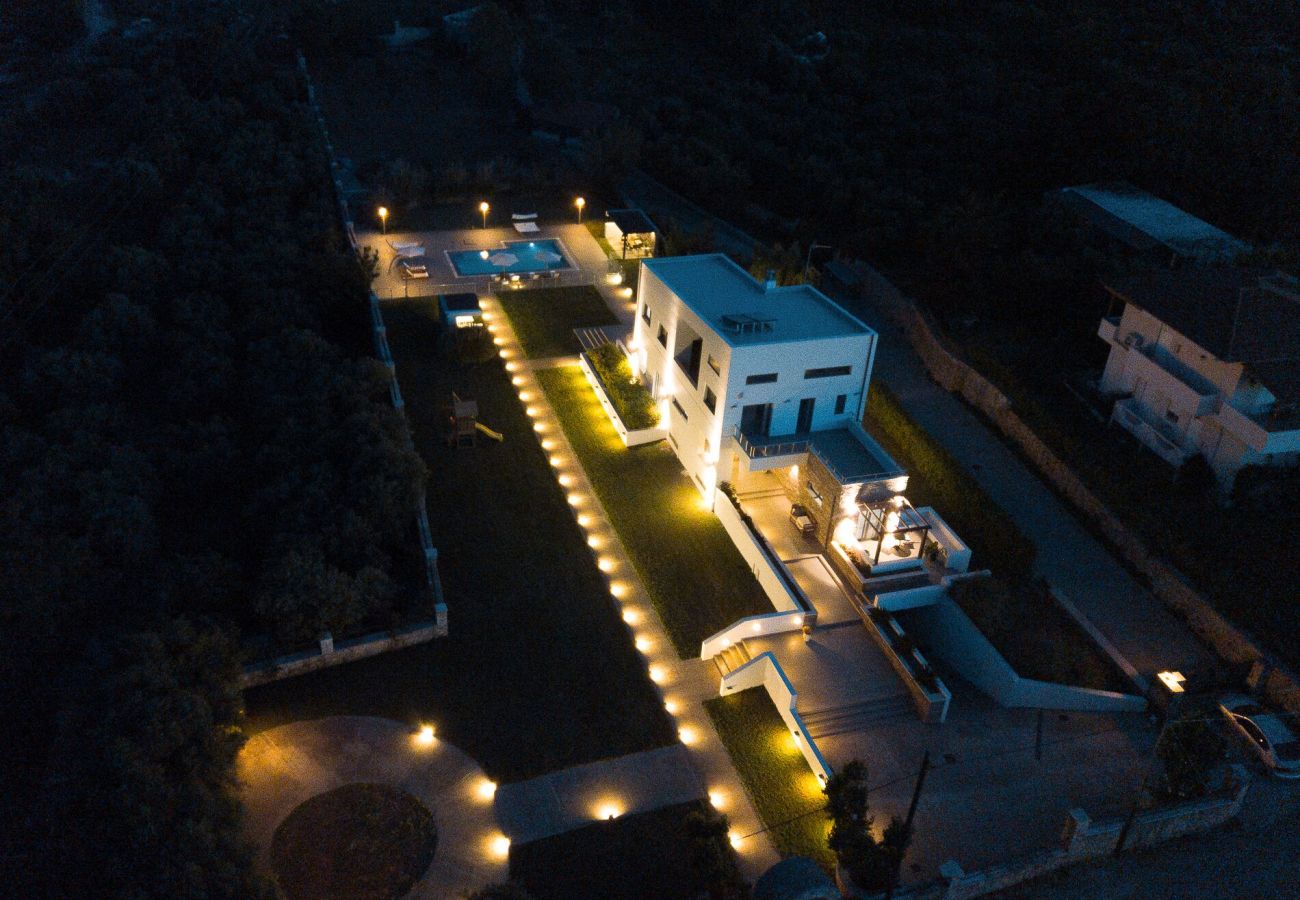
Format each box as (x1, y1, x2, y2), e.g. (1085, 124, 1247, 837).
(886, 749, 931, 900)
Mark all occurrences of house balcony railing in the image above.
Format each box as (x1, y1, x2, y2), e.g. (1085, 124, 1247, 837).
(734, 423, 904, 485)
(733, 429, 811, 461)
(1111, 397, 1192, 467)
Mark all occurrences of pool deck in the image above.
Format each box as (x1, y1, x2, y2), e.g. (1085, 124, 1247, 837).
(362, 224, 638, 329)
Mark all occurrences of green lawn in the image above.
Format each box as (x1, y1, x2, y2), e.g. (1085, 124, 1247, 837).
(496, 285, 618, 359)
(704, 691, 834, 871)
(244, 296, 675, 782)
(536, 365, 770, 657)
(864, 383, 1035, 580)
(510, 800, 742, 900)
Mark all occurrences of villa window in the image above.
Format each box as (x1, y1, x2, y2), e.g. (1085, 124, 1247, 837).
(707, 354, 721, 376)
(745, 372, 778, 385)
(641, 304, 651, 325)
(671, 397, 688, 421)
(804, 365, 852, 379)
(704, 386, 717, 413)
(834, 394, 846, 415)
(657, 325, 667, 347)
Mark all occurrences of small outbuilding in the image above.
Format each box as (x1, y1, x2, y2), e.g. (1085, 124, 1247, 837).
(439, 293, 484, 330)
(604, 208, 658, 259)
(753, 856, 838, 900)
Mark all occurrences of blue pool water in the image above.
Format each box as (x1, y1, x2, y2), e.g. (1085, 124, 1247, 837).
(447, 239, 573, 277)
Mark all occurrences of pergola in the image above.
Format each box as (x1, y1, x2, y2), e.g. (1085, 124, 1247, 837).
(854, 487, 930, 567)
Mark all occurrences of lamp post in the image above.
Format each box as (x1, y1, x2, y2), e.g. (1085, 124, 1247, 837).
(479, 201, 490, 229)
(802, 242, 832, 283)
(378, 206, 389, 234)
(575, 196, 586, 224)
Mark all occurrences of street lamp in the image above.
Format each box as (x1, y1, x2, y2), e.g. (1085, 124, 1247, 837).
(802, 242, 832, 283)
(575, 196, 586, 224)
(479, 201, 490, 229)
(378, 206, 389, 234)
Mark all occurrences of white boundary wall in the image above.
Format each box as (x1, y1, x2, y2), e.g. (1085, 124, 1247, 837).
(720, 652, 833, 783)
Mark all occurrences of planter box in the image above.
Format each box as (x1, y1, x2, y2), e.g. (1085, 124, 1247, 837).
(861, 612, 951, 723)
(578, 352, 667, 447)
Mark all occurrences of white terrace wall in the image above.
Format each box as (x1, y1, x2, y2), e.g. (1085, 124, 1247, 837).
(713, 490, 812, 616)
(905, 597, 1147, 713)
(721, 652, 833, 783)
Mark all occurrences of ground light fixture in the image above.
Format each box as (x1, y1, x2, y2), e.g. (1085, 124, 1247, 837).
(479, 200, 490, 228)
(663, 699, 679, 715)
(377, 206, 388, 233)
(708, 790, 726, 810)
(678, 726, 698, 745)
(575, 196, 586, 223)
(414, 724, 436, 747)
(489, 834, 511, 859)
(728, 831, 743, 849)
(477, 779, 497, 800)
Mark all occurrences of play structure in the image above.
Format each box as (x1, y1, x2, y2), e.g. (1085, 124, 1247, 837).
(446, 393, 504, 446)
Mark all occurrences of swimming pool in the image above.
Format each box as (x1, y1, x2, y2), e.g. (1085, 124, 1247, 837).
(447, 239, 573, 277)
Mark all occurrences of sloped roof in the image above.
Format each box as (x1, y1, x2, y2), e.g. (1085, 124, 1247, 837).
(1104, 269, 1300, 403)
(754, 856, 838, 900)
(1059, 183, 1247, 263)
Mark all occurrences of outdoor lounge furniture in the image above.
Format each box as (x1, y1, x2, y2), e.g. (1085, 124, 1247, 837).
(513, 221, 541, 234)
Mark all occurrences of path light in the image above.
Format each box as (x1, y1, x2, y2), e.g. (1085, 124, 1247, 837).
(576, 514, 591, 527)
(587, 535, 602, 549)
(489, 834, 511, 859)
(678, 726, 697, 745)
(377, 206, 389, 234)
(649, 665, 666, 684)
(728, 830, 743, 849)
(622, 608, 640, 625)
(575, 196, 586, 224)
(597, 556, 615, 573)
(609, 582, 627, 599)
(415, 724, 436, 747)
(709, 790, 726, 810)
(567, 492, 583, 506)
(478, 779, 498, 800)
(479, 201, 490, 228)
(596, 801, 622, 821)
(664, 698, 679, 715)
(558, 474, 575, 488)
(635, 636, 652, 652)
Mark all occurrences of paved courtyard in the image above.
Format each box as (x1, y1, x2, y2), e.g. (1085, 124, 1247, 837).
(237, 716, 508, 898)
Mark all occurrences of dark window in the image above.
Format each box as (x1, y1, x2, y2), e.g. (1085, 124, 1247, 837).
(641, 304, 651, 324)
(745, 372, 778, 385)
(834, 394, 846, 415)
(703, 386, 717, 413)
(671, 397, 688, 420)
(807, 480, 823, 506)
(796, 397, 815, 434)
(804, 365, 852, 379)
(740, 403, 773, 437)
(707, 354, 721, 376)
(676, 337, 703, 388)
(657, 325, 667, 347)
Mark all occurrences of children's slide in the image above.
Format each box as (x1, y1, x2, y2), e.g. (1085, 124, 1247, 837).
(475, 422, 505, 442)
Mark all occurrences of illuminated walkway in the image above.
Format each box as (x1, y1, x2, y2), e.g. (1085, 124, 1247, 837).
(237, 716, 507, 898)
(495, 744, 707, 843)
(482, 296, 783, 879)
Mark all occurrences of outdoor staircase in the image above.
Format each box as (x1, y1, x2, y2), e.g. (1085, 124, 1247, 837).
(713, 641, 754, 678)
(800, 694, 914, 738)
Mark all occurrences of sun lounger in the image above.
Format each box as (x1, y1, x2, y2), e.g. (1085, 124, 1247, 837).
(513, 221, 541, 234)
(511, 212, 539, 220)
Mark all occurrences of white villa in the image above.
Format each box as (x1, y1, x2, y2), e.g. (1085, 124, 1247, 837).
(1099, 268, 1300, 487)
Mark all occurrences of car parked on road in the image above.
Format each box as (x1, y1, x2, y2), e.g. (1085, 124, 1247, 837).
(1218, 694, 1300, 778)
(789, 503, 815, 536)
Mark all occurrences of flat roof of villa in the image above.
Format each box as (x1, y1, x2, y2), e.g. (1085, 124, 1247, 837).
(643, 254, 872, 346)
(438, 292, 481, 312)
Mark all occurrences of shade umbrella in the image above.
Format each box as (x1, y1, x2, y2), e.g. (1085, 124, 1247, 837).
(489, 252, 519, 267)
(535, 249, 563, 263)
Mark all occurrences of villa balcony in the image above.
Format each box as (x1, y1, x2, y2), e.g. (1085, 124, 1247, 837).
(731, 422, 905, 486)
(1111, 397, 1192, 467)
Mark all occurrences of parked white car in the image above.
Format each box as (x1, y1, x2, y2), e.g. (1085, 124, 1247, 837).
(1218, 694, 1300, 779)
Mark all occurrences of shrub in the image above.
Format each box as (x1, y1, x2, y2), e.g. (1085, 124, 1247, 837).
(587, 343, 660, 431)
(824, 760, 911, 892)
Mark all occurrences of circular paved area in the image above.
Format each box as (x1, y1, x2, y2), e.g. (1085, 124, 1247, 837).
(238, 716, 507, 898)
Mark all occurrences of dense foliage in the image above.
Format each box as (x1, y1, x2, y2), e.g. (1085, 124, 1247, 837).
(825, 759, 910, 892)
(0, 1, 425, 893)
(586, 342, 660, 431)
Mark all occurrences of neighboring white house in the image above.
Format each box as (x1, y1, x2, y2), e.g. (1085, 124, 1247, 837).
(1098, 268, 1300, 486)
(630, 254, 906, 509)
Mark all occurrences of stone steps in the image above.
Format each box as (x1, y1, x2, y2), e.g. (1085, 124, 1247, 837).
(801, 694, 914, 737)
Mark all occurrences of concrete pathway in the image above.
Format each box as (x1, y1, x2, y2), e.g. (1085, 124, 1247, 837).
(495, 744, 707, 844)
(480, 290, 782, 879)
(237, 716, 507, 898)
(829, 274, 1222, 687)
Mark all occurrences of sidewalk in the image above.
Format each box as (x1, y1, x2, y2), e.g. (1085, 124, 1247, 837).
(828, 277, 1221, 686)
